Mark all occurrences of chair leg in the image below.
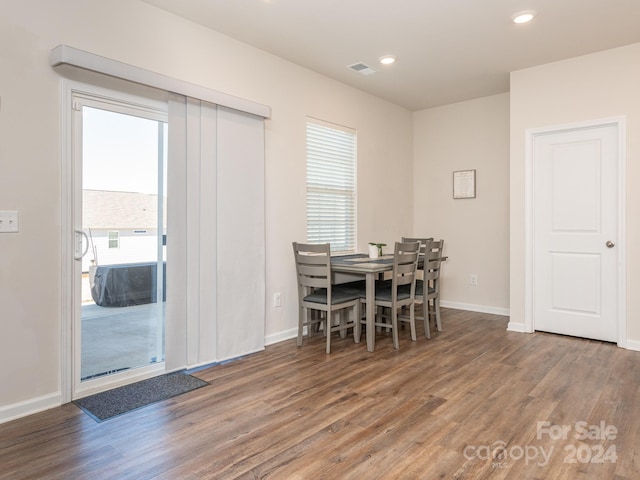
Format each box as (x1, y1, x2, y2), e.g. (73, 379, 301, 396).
(339, 310, 348, 339)
(297, 306, 304, 346)
(435, 297, 442, 331)
(392, 307, 399, 349)
(409, 303, 417, 341)
(353, 304, 361, 344)
(320, 311, 328, 337)
(326, 312, 333, 354)
(423, 302, 431, 339)
(307, 309, 315, 337)
(356, 301, 364, 343)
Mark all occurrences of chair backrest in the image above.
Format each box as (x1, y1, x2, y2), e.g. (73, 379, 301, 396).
(391, 241, 420, 300)
(401, 237, 433, 256)
(292, 242, 332, 301)
(424, 240, 444, 293)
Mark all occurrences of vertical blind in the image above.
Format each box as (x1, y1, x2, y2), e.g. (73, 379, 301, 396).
(306, 120, 357, 252)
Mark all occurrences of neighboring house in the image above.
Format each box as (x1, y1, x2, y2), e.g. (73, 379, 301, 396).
(82, 189, 167, 272)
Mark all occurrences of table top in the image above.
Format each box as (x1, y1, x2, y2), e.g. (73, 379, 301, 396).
(331, 254, 397, 274)
(331, 252, 447, 274)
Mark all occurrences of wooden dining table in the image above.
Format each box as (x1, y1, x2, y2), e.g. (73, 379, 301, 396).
(330, 254, 398, 352)
(331, 252, 446, 352)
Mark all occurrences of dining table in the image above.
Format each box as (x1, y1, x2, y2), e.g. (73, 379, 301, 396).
(330, 253, 401, 352)
(331, 252, 447, 352)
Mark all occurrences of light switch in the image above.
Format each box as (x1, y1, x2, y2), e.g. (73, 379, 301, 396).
(0, 210, 19, 233)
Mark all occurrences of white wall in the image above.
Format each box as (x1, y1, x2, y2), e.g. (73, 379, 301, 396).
(413, 94, 510, 314)
(510, 43, 640, 345)
(0, 0, 413, 417)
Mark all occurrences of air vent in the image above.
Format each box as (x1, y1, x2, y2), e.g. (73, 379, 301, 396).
(347, 62, 376, 76)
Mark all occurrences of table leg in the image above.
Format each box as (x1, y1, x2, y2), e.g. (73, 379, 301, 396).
(366, 272, 375, 352)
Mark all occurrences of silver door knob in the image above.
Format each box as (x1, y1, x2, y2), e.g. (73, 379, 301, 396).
(606, 240, 615, 248)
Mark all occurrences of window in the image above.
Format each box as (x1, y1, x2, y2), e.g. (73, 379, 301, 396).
(108, 230, 120, 249)
(306, 119, 357, 253)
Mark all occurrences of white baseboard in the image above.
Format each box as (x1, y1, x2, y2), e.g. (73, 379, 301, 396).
(265, 327, 298, 346)
(0, 392, 62, 425)
(506, 321, 527, 333)
(625, 339, 640, 352)
(440, 300, 510, 317)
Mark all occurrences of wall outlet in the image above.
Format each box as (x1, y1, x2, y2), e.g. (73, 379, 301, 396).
(273, 292, 282, 308)
(469, 274, 478, 287)
(0, 210, 19, 233)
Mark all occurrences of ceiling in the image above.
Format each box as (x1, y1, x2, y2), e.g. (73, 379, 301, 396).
(142, 0, 640, 111)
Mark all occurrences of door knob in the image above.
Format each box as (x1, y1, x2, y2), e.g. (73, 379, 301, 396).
(606, 240, 615, 248)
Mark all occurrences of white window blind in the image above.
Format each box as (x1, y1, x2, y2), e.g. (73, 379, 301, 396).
(306, 120, 357, 253)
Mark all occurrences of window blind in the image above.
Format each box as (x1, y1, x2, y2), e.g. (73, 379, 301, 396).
(306, 120, 357, 253)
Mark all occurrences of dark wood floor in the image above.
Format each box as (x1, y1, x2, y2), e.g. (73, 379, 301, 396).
(1, 308, 639, 479)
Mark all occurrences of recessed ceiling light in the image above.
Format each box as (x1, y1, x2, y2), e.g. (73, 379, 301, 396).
(379, 55, 396, 65)
(512, 10, 536, 24)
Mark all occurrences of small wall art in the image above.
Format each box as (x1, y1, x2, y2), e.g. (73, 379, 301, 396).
(453, 169, 476, 199)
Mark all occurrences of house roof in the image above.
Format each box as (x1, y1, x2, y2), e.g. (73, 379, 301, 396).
(83, 189, 166, 230)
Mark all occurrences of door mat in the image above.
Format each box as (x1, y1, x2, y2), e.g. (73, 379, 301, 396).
(74, 371, 209, 422)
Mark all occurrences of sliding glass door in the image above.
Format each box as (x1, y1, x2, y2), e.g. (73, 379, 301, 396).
(72, 92, 168, 395)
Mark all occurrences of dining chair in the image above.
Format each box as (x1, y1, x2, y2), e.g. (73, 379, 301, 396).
(401, 237, 433, 255)
(292, 242, 361, 353)
(363, 241, 420, 349)
(414, 239, 445, 338)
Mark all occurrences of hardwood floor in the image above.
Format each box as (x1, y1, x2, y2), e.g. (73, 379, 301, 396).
(1, 308, 639, 479)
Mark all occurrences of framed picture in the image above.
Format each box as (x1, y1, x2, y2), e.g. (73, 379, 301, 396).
(453, 169, 476, 199)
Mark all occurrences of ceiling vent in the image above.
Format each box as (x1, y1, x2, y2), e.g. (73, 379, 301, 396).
(347, 62, 376, 76)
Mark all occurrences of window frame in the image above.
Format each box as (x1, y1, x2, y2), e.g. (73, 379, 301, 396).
(107, 230, 120, 249)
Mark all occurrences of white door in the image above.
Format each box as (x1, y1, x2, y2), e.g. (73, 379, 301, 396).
(533, 123, 620, 342)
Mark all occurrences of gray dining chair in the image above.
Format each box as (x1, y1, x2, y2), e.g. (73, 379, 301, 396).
(363, 241, 420, 349)
(401, 237, 433, 256)
(414, 240, 445, 338)
(292, 242, 361, 353)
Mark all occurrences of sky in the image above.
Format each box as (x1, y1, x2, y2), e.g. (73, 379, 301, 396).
(82, 106, 168, 195)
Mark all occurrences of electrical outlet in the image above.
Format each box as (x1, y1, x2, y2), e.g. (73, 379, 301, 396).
(470, 274, 478, 287)
(273, 292, 282, 308)
(0, 210, 19, 233)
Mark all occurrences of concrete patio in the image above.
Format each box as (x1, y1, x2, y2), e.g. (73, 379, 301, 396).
(81, 302, 165, 380)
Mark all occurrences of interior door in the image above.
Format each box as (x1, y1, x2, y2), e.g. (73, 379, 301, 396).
(533, 123, 619, 342)
(72, 92, 168, 397)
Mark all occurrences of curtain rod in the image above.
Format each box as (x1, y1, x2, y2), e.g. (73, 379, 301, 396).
(49, 44, 271, 119)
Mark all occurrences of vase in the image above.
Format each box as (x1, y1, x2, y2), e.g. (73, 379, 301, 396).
(368, 244, 379, 259)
